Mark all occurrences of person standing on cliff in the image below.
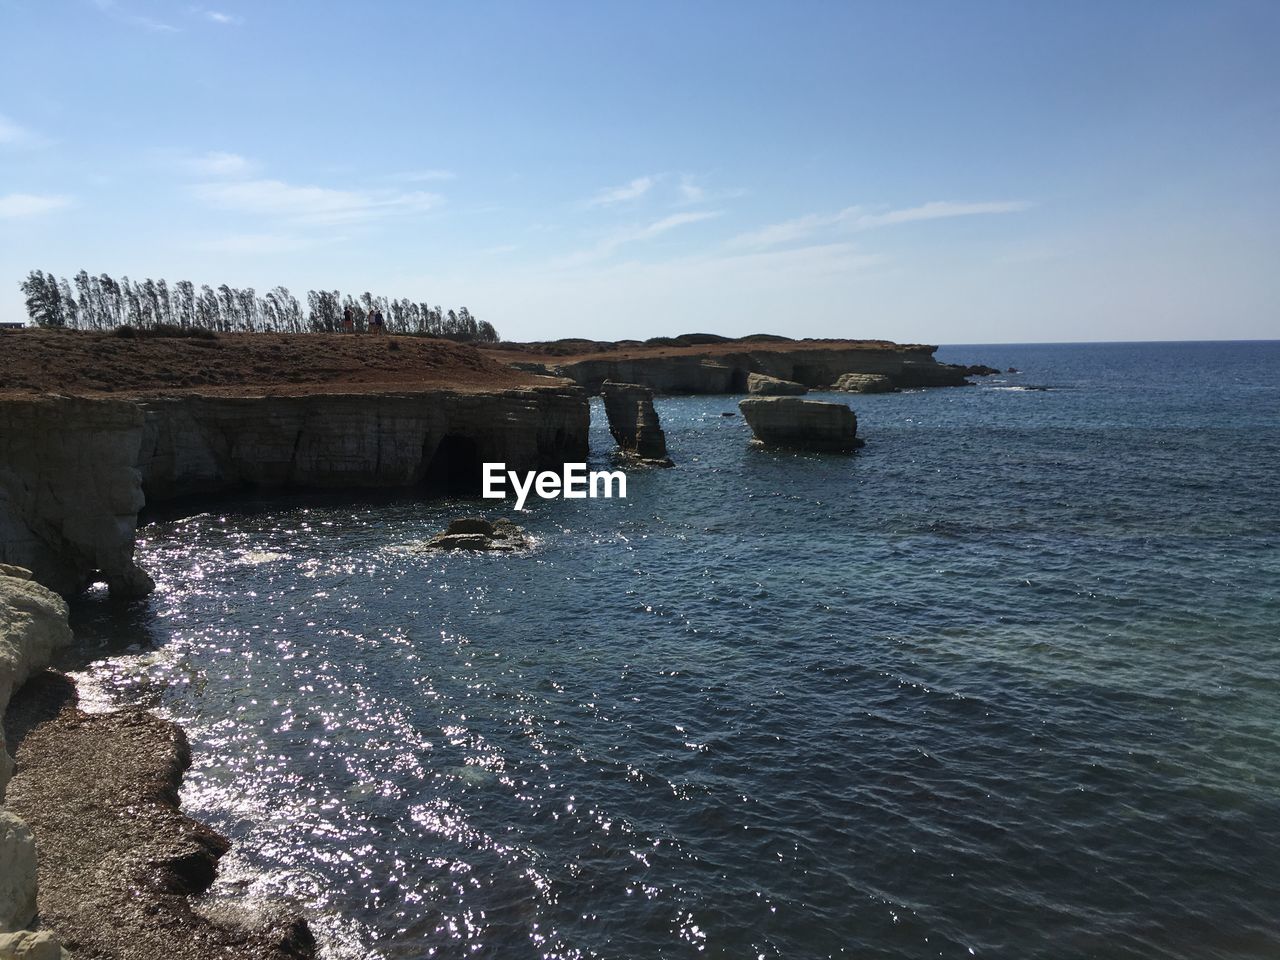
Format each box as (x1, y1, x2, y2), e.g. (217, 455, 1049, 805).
(373, 308, 385, 334)
(342, 306, 354, 333)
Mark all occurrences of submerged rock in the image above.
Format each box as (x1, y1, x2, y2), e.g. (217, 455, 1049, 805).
(832, 373, 896, 394)
(419, 517, 531, 552)
(600, 381, 673, 466)
(738, 397, 864, 452)
(746, 373, 808, 396)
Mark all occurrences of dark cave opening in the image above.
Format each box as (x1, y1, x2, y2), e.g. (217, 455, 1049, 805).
(422, 434, 484, 496)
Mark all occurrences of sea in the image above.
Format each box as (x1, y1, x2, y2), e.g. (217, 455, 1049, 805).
(69, 341, 1280, 960)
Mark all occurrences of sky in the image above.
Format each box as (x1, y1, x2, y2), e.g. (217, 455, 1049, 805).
(1, 0, 1278, 343)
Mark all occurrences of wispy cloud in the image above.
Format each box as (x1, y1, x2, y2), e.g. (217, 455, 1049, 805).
(619, 210, 721, 244)
(194, 178, 442, 224)
(199, 232, 334, 254)
(730, 200, 1034, 249)
(393, 169, 456, 183)
(184, 150, 253, 176)
(559, 210, 722, 266)
(0, 114, 47, 148)
(90, 0, 179, 32)
(137, 16, 177, 31)
(194, 7, 243, 26)
(678, 175, 706, 204)
(610, 242, 883, 287)
(858, 200, 1034, 228)
(0, 193, 74, 219)
(460, 240, 885, 339)
(589, 175, 657, 207)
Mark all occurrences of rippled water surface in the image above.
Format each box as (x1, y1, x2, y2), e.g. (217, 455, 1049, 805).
(74, 342, 1280, 959)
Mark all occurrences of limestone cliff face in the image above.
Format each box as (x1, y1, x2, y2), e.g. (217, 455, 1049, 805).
(0, 398, 152, 598)
(550, 346, 971, 394)
(0, 386, 589, 598)
(137, 386, 589, 502)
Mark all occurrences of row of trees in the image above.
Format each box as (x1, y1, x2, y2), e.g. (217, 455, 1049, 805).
(19, 270, 500, 342)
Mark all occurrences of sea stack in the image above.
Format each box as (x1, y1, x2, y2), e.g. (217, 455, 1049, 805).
(738, 397, 864, 452)
(600, 381, 674, 466)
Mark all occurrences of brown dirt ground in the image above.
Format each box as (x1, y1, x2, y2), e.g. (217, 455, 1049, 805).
(4, 672, 315, 960)
(0, 329, 545, 398)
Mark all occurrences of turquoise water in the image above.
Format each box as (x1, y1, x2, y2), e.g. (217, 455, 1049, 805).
(74, 341, 1280, 959)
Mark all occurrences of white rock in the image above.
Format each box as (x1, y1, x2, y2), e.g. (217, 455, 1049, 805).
(0, 576, 73, 801)
(0, 929, 69, 960)
(0, 813, 37, 933)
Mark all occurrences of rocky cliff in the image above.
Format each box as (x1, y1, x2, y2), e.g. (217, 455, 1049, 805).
(0, 385, 589, 599)
(137, 386, 588, 502)
(0, 398, 152, 599)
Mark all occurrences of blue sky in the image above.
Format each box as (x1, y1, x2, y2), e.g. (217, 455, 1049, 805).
(1, 0, 1277, 342)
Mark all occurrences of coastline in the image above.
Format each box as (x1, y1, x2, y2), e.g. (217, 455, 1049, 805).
(0, 330, 980, 601)
(0, 330, 989, 958)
